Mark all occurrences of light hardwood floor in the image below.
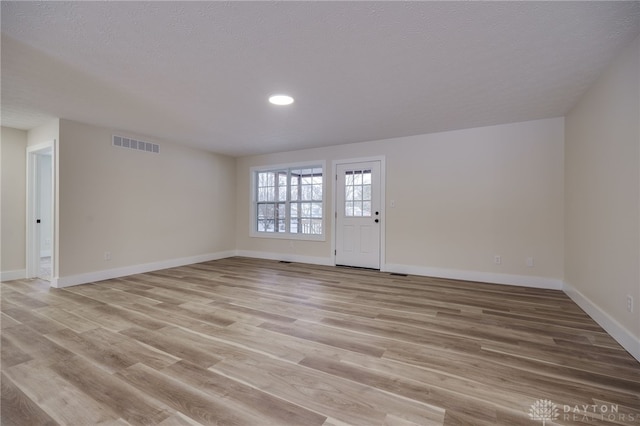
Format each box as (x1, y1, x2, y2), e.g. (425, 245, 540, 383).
(1, 257, 639, 425)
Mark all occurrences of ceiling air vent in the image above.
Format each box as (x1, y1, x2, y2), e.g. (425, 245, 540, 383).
(112, 135, 159, 154)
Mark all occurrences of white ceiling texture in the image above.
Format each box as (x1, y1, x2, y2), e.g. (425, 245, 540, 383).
(2, 1, 639, 156)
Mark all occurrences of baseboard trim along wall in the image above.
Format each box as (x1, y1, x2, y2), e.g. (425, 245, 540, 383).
(235, 253, 564, 290)
(0, 269, 27, 282)
(563, 281, 640, 363)
(51, 251, 236, 288)
(383, 263, 564, 290)
(235, 250, 334, 267)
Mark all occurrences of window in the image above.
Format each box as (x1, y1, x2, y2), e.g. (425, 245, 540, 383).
(344, 169, 372, 217)
(253, 165, 324, 238)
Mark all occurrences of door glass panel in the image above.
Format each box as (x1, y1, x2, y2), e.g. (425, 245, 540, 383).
(345, 201, 354, 216)
(344, 169, 372, 217)
(362, 201, 372, 216)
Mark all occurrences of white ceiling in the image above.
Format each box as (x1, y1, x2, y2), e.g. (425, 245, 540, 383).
(2, 2, 639, 157)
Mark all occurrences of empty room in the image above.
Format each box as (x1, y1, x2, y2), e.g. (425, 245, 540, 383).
(1, 2, 639, 425)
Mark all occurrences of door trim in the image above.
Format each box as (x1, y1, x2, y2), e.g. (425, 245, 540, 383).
(332, 156, 386, 270)
(26, 140, 56, 281)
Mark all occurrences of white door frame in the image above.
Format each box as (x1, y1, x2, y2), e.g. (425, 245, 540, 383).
(26, 140, 56, 280)
(332, 156, 386, 270)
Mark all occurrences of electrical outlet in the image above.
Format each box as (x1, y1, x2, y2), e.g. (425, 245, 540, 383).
(104, 251, 111, 261)
(494, 255, 502, 265)
(627, 295, 634, 313)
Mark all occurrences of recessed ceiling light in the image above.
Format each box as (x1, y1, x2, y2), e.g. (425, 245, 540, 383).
(269, 94, 294, 106)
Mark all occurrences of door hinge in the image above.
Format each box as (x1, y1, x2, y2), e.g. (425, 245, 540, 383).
(335, 249, 337, 255)
(335, 211, 337, 219)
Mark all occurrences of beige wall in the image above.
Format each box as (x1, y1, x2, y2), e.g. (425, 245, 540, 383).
(57, 119, 236, 278)
(237, 117, 565, 285)
(565, 36, 640, 343)
(1, 127, 28, 278)
(28, 119, 59, 147)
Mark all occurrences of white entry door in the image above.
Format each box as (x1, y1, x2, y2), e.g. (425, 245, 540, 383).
(335, 161, 381, 269)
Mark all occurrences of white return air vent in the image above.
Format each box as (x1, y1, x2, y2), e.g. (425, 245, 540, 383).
(112, 135, 159, 154)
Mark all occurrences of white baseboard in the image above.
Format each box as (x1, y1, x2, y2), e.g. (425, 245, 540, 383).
(1, 269, 27, 282)
(51, 251, 236, 288)
(383, 263, 564, 290)
(235, 250, 334, 267)
(232, 255, 563, 290)
(563, 281, 640, 363)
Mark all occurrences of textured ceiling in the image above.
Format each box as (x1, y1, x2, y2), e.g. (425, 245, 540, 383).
(2, 1, 639, 156)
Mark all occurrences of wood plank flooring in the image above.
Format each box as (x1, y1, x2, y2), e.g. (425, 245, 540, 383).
(1, 257, 639, 425)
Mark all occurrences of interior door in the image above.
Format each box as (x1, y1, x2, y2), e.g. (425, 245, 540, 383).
(36, 152, 52, 280)
(27, 142, 54, 281)
(335, 161, 381, 269)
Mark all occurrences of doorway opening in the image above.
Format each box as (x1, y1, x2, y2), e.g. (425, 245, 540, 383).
(26, 141, 55, 282)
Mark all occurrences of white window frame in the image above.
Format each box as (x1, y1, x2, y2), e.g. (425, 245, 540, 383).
(250, 160, 326, 241)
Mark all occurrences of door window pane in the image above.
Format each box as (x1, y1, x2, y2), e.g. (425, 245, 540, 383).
(344, 169, 372, 217)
